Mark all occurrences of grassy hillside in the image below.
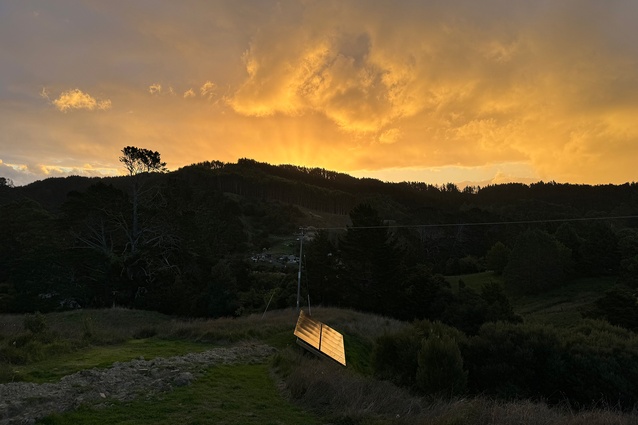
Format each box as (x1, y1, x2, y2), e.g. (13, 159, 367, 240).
(41, 364, 322, 425)
(1, 307, 637, 424)
(445, 272, 616, 326)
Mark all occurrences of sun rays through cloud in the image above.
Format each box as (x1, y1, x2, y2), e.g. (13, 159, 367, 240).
(2, 1, 638, 186)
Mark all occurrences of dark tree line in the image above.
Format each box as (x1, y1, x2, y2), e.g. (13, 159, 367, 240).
(304, 204, 521, 334)
(5, 155, 638, 411)
(1, 156, 638, 326)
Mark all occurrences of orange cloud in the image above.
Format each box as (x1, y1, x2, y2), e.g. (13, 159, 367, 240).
(200, 81, 217, 100)
(4, 1, 638, 187)
(148, 83, 162, 95)
(52, 89, 111, 112)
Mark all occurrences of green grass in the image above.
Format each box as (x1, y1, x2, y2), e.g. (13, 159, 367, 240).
(445, 272, 617, 327)
(446, 271, 504, 292)
(266, 236, 298, 255)
(11, 338, 215, 383)
(343, 333, 374, 374)
(37, 364, 321, 425)
(4, 307, 638, 425)
(509, 276, 616, 326)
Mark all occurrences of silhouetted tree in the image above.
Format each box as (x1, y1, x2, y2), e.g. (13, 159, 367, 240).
(486, 241, 509, 275)
(119, 146, 167, 254)
(400, 265, 454, 321)
(583, 284, 638, 331)
(504, 229, 572, 294)
(338, 203, 403, 315)
(62, 183, 129, 307)
(0, 199, 68, 312)
(119, 146, 167, 176)
(617, 228, 638, 288)
(305, 230, 340, 306)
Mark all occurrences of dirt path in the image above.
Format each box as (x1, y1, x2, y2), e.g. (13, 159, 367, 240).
(0, 343, 276, 425)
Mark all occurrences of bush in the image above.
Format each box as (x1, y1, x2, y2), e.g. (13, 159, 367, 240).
(480, 282, 522, 324)
(458, 255, 483, 274)
(24, 312, 47, 334)
(441, 283, 520, 336)
(559, 320, 638, 408)
(463, 322, 564, 401)
(0, 313, 71, 367)
(582, 285, 638, 332)
(372, 326, 422, 387)
(463, 320, 638, 409)
(372, 320, 466, 392)
(0, 344, 28, 365)
(416, 333, 467, 396)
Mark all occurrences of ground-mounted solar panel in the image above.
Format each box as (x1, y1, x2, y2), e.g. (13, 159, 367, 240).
(293, 309, 346, 366)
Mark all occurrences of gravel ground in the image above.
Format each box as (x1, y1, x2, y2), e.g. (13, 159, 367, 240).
(0, 343, 277, 425)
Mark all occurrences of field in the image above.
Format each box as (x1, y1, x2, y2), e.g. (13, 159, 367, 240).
(1, 286, 637, 424)
(445, 272, 616, 327)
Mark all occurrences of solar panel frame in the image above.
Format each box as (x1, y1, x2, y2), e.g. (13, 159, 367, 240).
(293, 310, 346, 366)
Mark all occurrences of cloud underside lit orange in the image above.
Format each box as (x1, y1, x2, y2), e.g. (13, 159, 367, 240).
(2, 1, 638, 186)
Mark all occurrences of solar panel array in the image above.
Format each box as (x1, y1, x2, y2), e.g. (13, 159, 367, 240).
(293, 309, 346, 366)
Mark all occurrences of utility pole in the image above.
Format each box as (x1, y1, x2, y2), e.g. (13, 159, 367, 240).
(296, 227, 304, 311)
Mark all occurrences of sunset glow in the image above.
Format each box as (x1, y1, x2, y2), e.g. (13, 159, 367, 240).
(2, 1, 638, 186)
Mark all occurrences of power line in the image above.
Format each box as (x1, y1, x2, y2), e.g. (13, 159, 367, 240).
(305, 214, 638, 232)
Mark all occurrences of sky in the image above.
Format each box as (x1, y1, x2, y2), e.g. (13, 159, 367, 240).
(2, 0, 638, 187)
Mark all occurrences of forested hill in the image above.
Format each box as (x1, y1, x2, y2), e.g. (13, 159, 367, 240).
(2, 157, 638, 324)
(3, 160, 638, 411)
(2, 158, 638, 219)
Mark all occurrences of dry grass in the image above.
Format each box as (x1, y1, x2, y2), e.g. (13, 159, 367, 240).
(274, 329, 638, 425)
(0, 314, 24, 337)
(3, 307, 638, 424)
(1, 306, 406, 346)
(275, 347, 423, 423)
(282, 355, 638, 425)
(308, 306, 410, 338)
(163, 306, 409, 350)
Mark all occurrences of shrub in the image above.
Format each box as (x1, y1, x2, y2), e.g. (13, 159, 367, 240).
(416, 333, 467, 396)
(82, 316, 94, 340)
(559, 320, 638, 408)
(582, 284, 638, 332)
(458, 255, 482, 274)
(463, 320, 638, 409)
(0, 344, 28, 365)
(372, 326, 422, 387)
(372, 320, 466, 391)
(442, 284, 488, 335)
(480, 281, 522, 324)
(24, 312, 47, 334)
(20, 340, 45, 363)
(463, 322, 564, 401)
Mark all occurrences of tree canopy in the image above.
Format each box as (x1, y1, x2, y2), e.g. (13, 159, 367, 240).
(119, 146, 167, 176)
